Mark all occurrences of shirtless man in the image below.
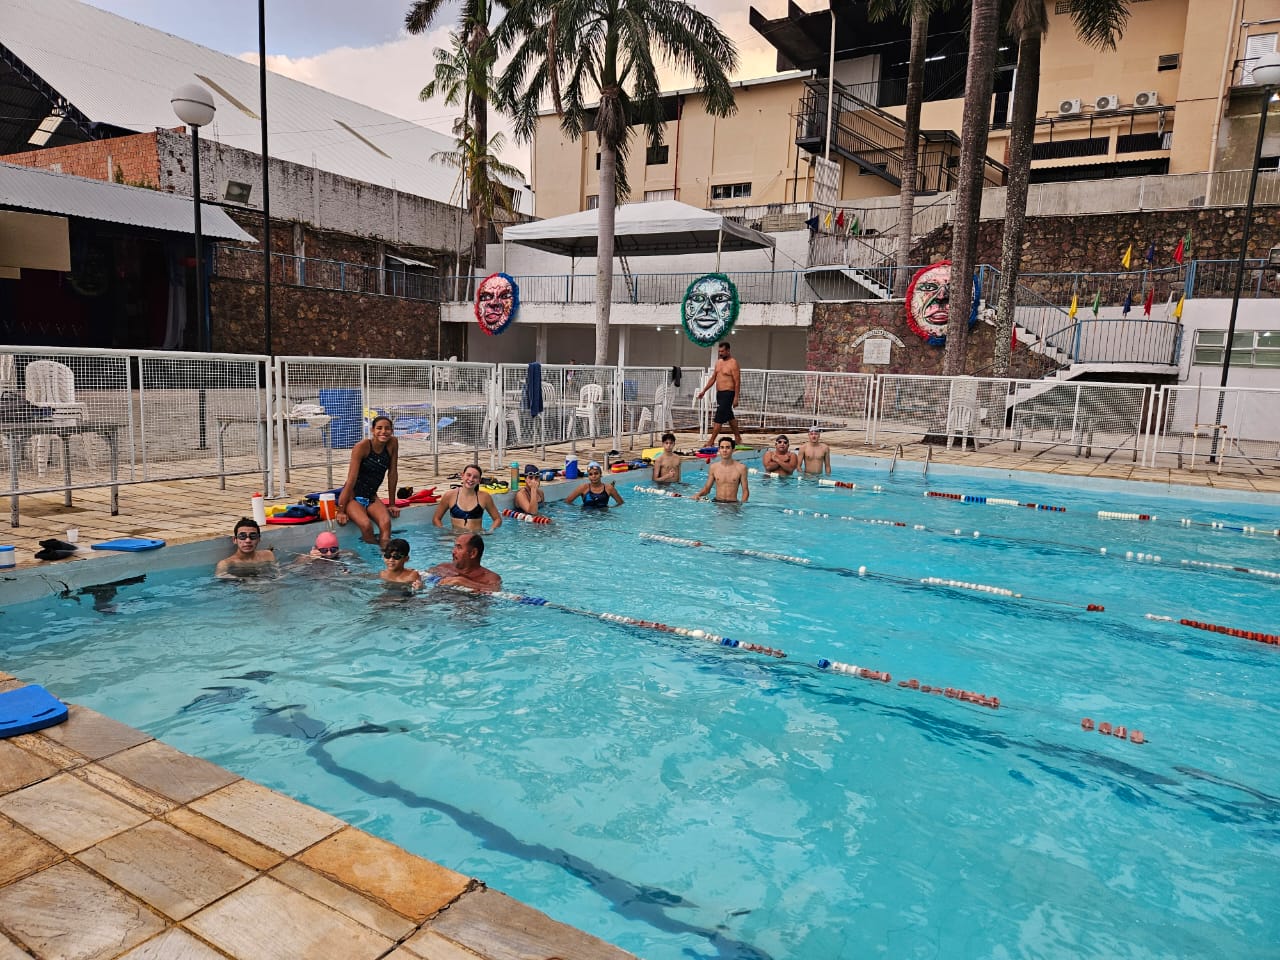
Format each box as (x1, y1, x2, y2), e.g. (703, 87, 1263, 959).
(797, 427, 832, 475)
(429, 532, 502, 593)
(651, 432, 682, 484)
(761, 434, 799, 476)
(695, 341, 742, 447)
(694, 437, 749, 503)
(215, 518, 276, 577)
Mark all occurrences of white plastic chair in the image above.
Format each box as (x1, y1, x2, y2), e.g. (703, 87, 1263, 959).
(483, 379, 522, 447)
(572, 383, 602, 439)
(24, 359, 95, 476)
(654, 382, 675, 432)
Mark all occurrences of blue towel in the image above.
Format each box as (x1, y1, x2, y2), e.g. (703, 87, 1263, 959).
(524, 361, 544, 417)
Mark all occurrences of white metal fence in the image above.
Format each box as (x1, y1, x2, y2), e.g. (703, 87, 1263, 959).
(3, 346, 1277, 525)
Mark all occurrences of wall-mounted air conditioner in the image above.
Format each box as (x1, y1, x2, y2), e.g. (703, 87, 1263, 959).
(1058, 98, 1083, 117)
(1095, 94, 1120, 111)
(1134, 90, 1160, 107)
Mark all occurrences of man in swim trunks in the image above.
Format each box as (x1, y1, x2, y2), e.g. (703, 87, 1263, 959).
(797, 427, 832, 475)
(429, 532, 502, 593)
(695, 341, 741, 447)
(694, 437, 749, 503)
(215, 517, 276, 577)
(761, 435, 799, 476)
(651, 432, 682, 484)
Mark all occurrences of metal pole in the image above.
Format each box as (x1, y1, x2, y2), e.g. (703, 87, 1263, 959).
(1211, 85, 1271, 461)
(825, 6, 835, 162)
(259, 0, 273, 357)
(193, 124, 208, 450)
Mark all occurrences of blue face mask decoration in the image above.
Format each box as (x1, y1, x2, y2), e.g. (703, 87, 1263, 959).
(681, 273, 740, 345)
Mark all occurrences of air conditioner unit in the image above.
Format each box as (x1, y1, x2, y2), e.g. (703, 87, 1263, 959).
(1058, 98, 1083, 117)
(1095, 94, 1120, 111)
(1134, 90, 1160, 108)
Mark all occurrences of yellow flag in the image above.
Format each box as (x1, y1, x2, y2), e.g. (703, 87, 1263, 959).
(1069, 293, 1078, 318)
(1121, 244, 1132, 270)
(823, 210, 832, 229)
(1174, 295, 1184, 319)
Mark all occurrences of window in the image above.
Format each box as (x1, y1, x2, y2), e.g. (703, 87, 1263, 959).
(1192, 329, 1280, 367)
(711, 182, 751, 200)
(1157, 54, 1180, 72)
(595, 153, 601, 170)
(585, 195, 599, 210)
(1245, 35, 1279, 84)
(646, 144, 669, 166)
(644, 189, 675, 202)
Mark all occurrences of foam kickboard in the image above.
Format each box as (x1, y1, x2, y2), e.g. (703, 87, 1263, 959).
(90, 537, 166, 552)
(0, 684, 68, 738)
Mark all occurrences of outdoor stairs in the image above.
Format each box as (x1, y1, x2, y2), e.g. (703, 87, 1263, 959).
(804, 264, 893, 300)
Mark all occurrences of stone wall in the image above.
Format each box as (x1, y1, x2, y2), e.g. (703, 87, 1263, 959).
(806, 300, 1052, 378)
(210, 279, 463, 360)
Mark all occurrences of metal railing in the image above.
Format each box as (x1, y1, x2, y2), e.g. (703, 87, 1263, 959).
(1185, 259, 1280, 299)
(214, 246, 440, 301)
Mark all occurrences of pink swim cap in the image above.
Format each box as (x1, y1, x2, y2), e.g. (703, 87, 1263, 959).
(315, 531, 339, 549)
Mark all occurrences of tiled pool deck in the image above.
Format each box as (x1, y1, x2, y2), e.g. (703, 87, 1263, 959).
(2, 433, 1278, 959)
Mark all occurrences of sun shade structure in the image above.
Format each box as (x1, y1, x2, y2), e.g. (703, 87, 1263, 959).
(501, 200, 776, 260)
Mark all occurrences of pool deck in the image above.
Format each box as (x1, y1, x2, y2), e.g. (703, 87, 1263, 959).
(2, 432, 1278, 959)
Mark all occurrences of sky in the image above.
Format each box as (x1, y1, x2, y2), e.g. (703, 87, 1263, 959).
(82, 0, 785, 180)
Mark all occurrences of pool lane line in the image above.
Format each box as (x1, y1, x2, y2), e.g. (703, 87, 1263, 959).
(636, 532, 1105, 613)
(633, 486, 1280, 587)
(502, 508, 552, 524)
(420, 575, 1002, 711)
(1145, 614, 1280, 648)
(1079, 717, 1147, 744)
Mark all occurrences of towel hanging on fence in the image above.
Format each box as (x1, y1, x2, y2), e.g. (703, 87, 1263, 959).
(670, 365, 682, 388)
(524, 361, 544, 417)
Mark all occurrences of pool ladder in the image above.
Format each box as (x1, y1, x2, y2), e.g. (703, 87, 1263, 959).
(889, 444, 931, 477)
(889, 444, 902, 474)
(923, 445, 932, 478)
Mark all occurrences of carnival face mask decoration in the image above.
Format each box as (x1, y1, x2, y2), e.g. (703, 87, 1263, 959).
(681, 273, 739, 345)
(475, 272, 519, 335)
(905, 260, 977, 345)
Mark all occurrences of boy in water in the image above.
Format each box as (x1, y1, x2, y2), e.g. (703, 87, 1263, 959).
(694, 437, 749, 503)
(215, 518, 276, 577)
(651, 432, 682, 484)
(379, 538, 422, 589)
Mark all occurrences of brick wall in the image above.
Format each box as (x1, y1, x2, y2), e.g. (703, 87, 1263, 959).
(2, 131, 163, 188)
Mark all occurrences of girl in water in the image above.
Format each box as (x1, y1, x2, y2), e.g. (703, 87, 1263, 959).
(565, 461, 624, 509)
(433, 463, 503, 532)
(337, 415, 400, 550)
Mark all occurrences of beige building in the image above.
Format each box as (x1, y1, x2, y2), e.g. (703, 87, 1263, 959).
(533, 0, 1280, 218)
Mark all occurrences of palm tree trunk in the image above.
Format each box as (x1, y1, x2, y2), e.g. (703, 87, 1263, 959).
(944, 0, 1000, 376)
(994, 27, 1041, 377)
(595, 142, 618, 365)
(894, 8, 928, 297)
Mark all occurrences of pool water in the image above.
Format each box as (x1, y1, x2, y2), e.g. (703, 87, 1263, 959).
(4, 459, 1280, 960)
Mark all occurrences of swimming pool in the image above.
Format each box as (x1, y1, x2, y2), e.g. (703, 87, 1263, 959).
(4, 458, 1279, 960)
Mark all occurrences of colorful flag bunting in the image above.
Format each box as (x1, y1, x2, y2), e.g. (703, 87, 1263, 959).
(1091, 289, 1101, 317)
(1068, 293, 1078, 319)
(1143, 287, 1154, 316)
(804, 215, 820, 235)
(835, 210, 845, 229)
(1174, 295, 1184, 320)
(1122, 290, 1133, 316)
(1173, 230, 1190, 265)
(848, 215, 860, 236)
(1144, 242, 1155, 264)
(823, 210, 833, 230)
(1122, 244, 1132, 270)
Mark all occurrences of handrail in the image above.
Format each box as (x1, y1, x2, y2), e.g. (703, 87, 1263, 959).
(923, 444, 932, 478)
(889, 443, 902, 474)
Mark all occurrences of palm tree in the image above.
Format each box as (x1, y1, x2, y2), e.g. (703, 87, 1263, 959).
(406, 0, 504, 289)
(942, 0, 1000, 375)
(499, 0, 739, 365)
(993, 0, 1130, 375)
(432, 114, 526, 229)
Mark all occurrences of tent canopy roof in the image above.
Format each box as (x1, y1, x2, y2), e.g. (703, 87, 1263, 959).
(502, 200, 775, 258)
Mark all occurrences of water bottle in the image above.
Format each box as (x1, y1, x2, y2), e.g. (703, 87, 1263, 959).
(509, 461, 520, 491)
(251, 492, 267, 526)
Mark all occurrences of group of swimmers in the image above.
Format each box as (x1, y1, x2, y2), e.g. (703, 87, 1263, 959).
(215, 411, 833, 590)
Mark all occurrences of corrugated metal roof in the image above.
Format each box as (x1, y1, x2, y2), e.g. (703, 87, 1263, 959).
(3, 0, 522, 210)
(0, 161, 255, 240)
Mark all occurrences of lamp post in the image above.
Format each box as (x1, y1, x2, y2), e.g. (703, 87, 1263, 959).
(171, 82, 216, 449)
(1212, 52, 1280, 461)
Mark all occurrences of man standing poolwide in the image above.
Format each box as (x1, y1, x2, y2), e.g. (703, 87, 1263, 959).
(696, 341, 741, 447)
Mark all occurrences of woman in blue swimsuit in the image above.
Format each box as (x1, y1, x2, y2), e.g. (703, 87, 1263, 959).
(337, 415, 399, 549)
(432, 463, 503, 532)
(565, 461, 624, 510)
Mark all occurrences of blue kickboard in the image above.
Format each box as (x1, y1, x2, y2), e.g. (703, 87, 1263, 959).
(91, 537, 166, 552)
(0, 684, 68, 737)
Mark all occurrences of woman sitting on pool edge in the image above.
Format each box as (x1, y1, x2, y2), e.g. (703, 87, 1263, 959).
(565, 461, 624, 509)
(336, 415, 400, 550)
(433, 463, 503, 532)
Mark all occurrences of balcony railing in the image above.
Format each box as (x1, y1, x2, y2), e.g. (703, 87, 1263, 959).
(213, 246, 440, 301)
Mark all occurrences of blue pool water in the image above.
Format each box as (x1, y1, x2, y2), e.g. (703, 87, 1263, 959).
(3, 458, 1280, 959)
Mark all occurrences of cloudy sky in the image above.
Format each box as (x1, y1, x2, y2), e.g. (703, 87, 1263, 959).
(83, 0, 785, 179)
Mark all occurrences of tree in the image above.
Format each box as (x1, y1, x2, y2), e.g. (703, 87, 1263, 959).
(942, 0, 1000, 375)
(993, 0, 1130, 375)
(499, 0, 739, 365)
(406, 0, 505, 289)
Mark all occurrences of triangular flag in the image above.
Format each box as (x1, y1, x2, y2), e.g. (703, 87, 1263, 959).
(1091, 289, 1101, 317)
(1143, 287, 1154, 316)
(1144, 242, 1155, 264)
(804, 215, 819, 235)
(1173, 230, 1189, 265)
(823, 210, 832, 229)
(1174, 295, 1184, 319)
(1068, 293, 1078, 318)
(1122, 244, 1132, 270)
(849, 215, 860, 236)
(1122, 290, 1133, 316)
(835, 209, 845, 229)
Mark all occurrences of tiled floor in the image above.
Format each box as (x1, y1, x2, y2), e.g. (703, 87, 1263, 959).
(2, 431, 1278, 959)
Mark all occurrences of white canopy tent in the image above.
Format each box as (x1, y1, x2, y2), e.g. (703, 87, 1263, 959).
(500, 199, 776, 269)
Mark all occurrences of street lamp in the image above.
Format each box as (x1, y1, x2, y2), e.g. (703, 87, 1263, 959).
(171, 82, 216, 449)
(1213, 52, 1280, 461)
